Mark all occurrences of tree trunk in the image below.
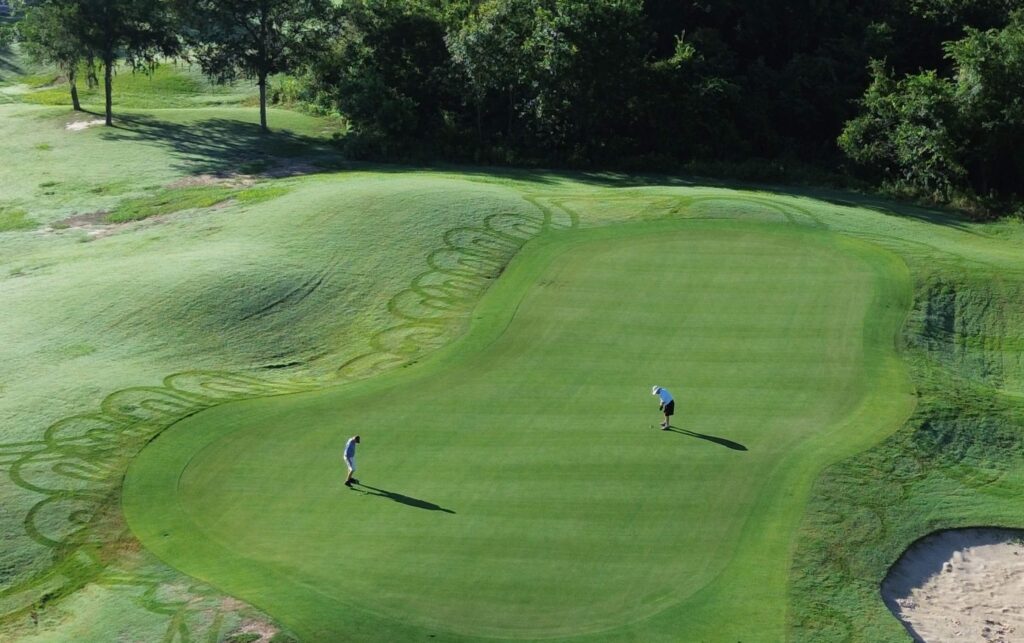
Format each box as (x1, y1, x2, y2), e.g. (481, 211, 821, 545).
(69, 67, 81, 112)
(104, 57, 113, 126)
(476, 100, 483, 144)
(507, 86, 514, 139)
(258, 73, 268, 132)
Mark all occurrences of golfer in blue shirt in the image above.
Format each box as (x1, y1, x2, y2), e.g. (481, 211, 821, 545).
(652, 386, 675, 430)
(344, 435, 360, 487)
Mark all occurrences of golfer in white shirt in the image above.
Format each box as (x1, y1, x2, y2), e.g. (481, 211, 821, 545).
(344, 435, 360, 487)
(652, 386, 675, 430)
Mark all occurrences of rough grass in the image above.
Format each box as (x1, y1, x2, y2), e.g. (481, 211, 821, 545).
(105, 186, 237, 223)
(1, 98, 1024, 641)
(789, 267, 1024, 641)
(0, 206, 35, 231)
(106, 185, 293, 223)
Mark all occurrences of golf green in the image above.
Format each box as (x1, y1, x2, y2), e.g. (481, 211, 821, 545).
(123, 220, 914, 640)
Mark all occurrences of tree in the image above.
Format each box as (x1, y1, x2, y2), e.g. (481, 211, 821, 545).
(78, 0, 178, 125)
(945, 10, 1024, 195)
(840, 61, 966, 198)
(17, 0, 90, 111)
(643, 29, 742, 159)
(446, 0, 535, 147)
(176, 0, 332, 132)
(841, 12, 1024, 202)
(306, 0, 454, 142)
(446, 0, 649, 160)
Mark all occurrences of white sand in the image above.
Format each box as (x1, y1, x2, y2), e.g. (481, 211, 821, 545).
(65, 119, 105, 131)
(882, 528, 1024, 642)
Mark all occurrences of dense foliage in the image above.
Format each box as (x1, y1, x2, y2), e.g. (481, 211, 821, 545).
(841, 11, 1024, 204)
(174, 0, 333, 131)
(7, 0, 1024, 209)
(13, 0, 178, 124)
(296, 0, 1023, 209)
(16, 0, 90, 110)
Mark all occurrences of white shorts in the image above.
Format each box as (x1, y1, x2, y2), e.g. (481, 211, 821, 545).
(345, 456, 355, 472)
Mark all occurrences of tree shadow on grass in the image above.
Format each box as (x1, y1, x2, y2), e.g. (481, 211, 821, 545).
(88, 110, 986, 228)
(99, 113, 340, 176)
(0, 47, 24, 76)
(664, 426, 748, 451)
(355, 483, 456, 514)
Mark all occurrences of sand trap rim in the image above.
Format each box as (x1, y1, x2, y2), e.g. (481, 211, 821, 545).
(882, 526, 1024, 642)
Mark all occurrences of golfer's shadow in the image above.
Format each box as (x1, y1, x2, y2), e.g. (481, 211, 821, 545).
(356, 484, 456, 514)
(665, 427, 748, 451)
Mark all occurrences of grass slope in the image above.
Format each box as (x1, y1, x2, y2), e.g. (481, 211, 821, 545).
(124, 220, 913, 640)
(19, 63, 257, 110)
(0, 103, 338, 227)
(1, 87, 1023, 640)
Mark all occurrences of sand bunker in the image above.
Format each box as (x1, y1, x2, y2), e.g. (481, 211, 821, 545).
(883, 528, 1024, 642)
(65, 119, 105, 131)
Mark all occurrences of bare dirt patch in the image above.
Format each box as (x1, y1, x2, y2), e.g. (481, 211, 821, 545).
(49, 210, 127, 240)
(166, 173, 255, 189)
(883, 528, 1024, 642)
(57, 210, 109, 227)
(228, 618, 279, 642)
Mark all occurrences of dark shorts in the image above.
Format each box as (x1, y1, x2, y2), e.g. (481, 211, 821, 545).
(662, 400, 675, 416)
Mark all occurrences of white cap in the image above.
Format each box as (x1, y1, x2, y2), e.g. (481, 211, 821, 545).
(652, 386, 660, 395)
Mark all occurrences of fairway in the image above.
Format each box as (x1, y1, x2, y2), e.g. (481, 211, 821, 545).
(123, 220, 913, 640)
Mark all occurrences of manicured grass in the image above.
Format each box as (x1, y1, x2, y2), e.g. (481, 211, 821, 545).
(2, 98, 1024, 641)
(124, 220, 913, 640)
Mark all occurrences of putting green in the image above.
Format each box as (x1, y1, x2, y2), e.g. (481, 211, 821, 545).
(123, 220, 914, 640)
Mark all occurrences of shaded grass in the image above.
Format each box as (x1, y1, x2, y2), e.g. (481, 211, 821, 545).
(0, 44, 45, 86)
(0, 104, 335, 225)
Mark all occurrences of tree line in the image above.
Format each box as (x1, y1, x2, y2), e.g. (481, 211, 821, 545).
(5, 0, 1023, 212)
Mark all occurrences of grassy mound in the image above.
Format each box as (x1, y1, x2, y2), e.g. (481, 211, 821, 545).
(2, 98, 1024, 640)
(124, 220, 912, 640)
